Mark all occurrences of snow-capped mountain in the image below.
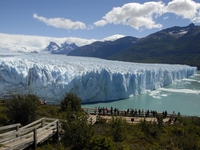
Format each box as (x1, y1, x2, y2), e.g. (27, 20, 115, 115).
(164, 23, 196, 38)
(0, 33, 124, 54)
(45, 42, 79, 54)
(45, 42, 60, 52)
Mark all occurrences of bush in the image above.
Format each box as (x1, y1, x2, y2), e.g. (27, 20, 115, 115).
(36, 105, 59, 119)
(139, 119, 160, 138)
(87, 136, 116, 150)
(109, 117, 127, 142)
(0, 105, 9, 126)
(8, 94, 39, 125)
(60, 93, 81, 112)
(62, 113, 94, 150)
(0, 113, 8, 126)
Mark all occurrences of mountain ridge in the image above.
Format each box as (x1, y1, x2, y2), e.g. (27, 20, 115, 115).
(68, 23, 200, 69)
(45, 42, 79, 54)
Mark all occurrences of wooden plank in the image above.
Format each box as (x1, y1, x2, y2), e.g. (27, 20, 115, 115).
(0, 118, 59, 150)
(0, 124, 40, 138)
(0, 119, 56, 145)
(0, 135, 16, 143)
(0, 123, 21, 131)
(1, 131, 33, 145)
(0, 124, 41, 143)
(19, 118, 43, 130)
(2, 134, 33, 150)
(37, 126, 56, 144)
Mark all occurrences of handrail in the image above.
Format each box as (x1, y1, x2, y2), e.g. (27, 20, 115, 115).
(0, 123, 21, 131)
(0, 118, 59, 150)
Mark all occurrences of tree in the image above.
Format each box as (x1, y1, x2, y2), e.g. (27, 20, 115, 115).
(109, 117, 127, 142)
(60, 93, 81, 112)
(62, 113, 94, 150)
(139, 119, 160, 138)
(8, 94, 39, 125)
(0, 101, 9, 126)
(156, 113, 164, 129)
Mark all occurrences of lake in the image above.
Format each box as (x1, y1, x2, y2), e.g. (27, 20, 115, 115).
(82, 71, 200, 116)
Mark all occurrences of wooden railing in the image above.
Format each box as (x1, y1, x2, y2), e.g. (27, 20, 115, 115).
(0, 118, 60, 150)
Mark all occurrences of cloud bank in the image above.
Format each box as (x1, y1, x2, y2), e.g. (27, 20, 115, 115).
(94, 1, 164, 29)
(94, 0, 200, 30)
(0, 33, 125, 53)
(165, 0, 200, 23)
(32, 1, 200, 31)
(33, 14, 86, 30)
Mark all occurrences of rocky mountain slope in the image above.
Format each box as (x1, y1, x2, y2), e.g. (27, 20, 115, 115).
(68, 23, 200, 69)
(45, 42, 78, 54)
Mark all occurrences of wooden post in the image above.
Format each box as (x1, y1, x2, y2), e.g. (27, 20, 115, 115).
(33, 128, 37, 150)
(16, 125, 19, 137)
(42, 118, 46, 128)
(56, 121, 59, 141)
(94, 108, 96, 115)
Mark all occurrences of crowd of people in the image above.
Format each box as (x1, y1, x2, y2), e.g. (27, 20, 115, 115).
(96, 106, 180, 119)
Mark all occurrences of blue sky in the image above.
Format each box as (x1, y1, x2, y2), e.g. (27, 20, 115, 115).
(0, 0, 200, 47)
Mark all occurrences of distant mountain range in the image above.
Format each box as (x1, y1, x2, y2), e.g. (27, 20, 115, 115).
(68, 36, 138, 58)
(45, 42, 78, 54)
(44, 23, 200, 69)
(66, 23, 200, 69)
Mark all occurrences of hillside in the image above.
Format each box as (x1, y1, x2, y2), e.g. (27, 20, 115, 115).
(68, 23, 200, 69)
(68, 36, 138, 58)
(110, 23, 200, 69)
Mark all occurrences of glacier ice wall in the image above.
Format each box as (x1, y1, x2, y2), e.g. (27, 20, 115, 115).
(0, 54, 197, 103)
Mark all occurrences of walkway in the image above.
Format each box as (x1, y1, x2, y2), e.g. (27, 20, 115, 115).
(0, 118, 60, 150)
(82, 108, 172, 124)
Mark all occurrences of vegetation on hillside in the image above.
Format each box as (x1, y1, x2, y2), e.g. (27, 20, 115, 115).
(69, 24, 200, 69)
(1, 93, 200, 149)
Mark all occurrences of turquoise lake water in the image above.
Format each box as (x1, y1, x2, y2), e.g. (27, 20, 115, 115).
(82, 72, 200, 117)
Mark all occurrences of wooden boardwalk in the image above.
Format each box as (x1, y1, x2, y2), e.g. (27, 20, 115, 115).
(0, 112, 98, 150)
(0, 118, 60, 150)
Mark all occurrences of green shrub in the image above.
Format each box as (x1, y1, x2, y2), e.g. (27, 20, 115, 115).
(7, 94, 39, 125)
(109, 117, 127, 142)
(139, 119, 160, 138)
(62, 112, 94, 150)
(36, 105, 59, 119)
(60, 93, 81, 112)
(0, 113, 8, 126)
(0, 105, 9, 126)
(87, 136, 116, 150)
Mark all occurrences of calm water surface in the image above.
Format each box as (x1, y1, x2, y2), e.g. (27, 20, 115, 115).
(82, 72, 200, 116)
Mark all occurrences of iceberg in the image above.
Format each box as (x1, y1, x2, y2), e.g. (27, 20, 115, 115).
(0, 54, 197, 103)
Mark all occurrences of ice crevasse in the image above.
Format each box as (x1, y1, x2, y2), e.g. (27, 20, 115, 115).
(0, 54, 197, 103)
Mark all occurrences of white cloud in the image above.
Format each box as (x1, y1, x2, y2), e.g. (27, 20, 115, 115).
(163, 16, 169, 20)
(165, 0, 200, 23)
(33, 14, 86, 30)
(102, 34, 125, 41)
(94, 20, 107, 27)
(94, 0, 200, 29)
(94, 1, 164, 30)
(0, 33, 125, 53)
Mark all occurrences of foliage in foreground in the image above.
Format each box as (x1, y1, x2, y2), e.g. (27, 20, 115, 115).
(7, 94, 39, 125)
(60, 92, 81, 112)
(1, 93, 200, 149)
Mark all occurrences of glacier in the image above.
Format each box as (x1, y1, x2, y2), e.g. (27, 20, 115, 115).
(0, 53, 197, 103)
